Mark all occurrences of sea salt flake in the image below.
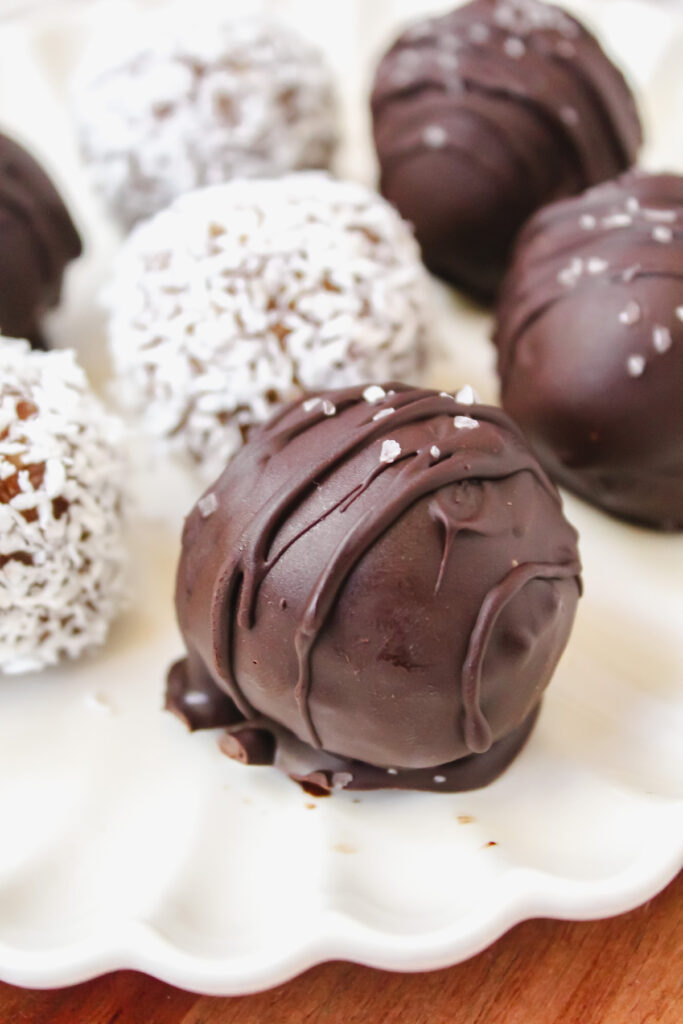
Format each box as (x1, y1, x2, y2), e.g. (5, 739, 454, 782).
(322, 400, 337, 416)
(455, 384, 479, 404)
(380, 439, 401, 464)
(362, 385, 386, 404)
(454, 415, 479, 430)
(198, 492, 218, 518)
(652, 325, 672, 353)
(469, 23, 491, 43)
(587, 257, 608, 275)
(580, 214, 596, 230)
(433, 775, 446, 784)
(303, 397, 321, 412)
(642, 208, 676, 223)
(184, 691, 211, 705)
(676, 307, 683, 323)
(602, 213, 632, 229)
(430, 445, 441, 458)
(618, 301, 641, 326)
(423, 124, 447, 148)
(504, 37, 526, 58)
(653, 226, 673, 244)
(373, 407, 395, 421)
(387, 767, 398, 775)
(626, 196, 640, 215)
(560, 105, 579, 126)
(626, 354, 645, 377)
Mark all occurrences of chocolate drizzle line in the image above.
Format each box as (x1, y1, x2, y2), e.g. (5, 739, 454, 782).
(191, 385, 579, 753)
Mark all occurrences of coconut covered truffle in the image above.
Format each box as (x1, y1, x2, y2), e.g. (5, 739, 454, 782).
(104, 173, 430, 483)
(495, 171, 683, 530)
(167, 384, 582, 793)
(0, 132, 81, 348)
(0, 340, 126, 674)
(72, 15, 337, 227)
(371, 0, 642, 300)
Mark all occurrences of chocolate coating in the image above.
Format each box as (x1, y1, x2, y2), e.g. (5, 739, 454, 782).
(0, 133, 81, 347)
(495, 170, 683, 530)
(168, 384, 581, 792)
(371, 0, 642, 300)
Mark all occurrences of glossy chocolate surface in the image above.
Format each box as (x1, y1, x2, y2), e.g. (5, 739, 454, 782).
(168, 384, 581, 792)
(0, 132, 81, 346)
(371, 0, 642, 300)
(495, 170, 683, 530)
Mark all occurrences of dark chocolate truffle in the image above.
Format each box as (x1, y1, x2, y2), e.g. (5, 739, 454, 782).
(0, 132, 81, 347)
(371, 0, 642, 300)
(167, 383, 581, 793)
(495, 170, 683, 531)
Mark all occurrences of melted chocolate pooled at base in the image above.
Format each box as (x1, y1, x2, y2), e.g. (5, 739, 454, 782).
(168, 384, 581, 792)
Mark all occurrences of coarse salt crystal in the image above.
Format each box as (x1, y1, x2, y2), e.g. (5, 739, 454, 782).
(423, 124, 447, 148)
(430, 445, 441, 458)
(433, 775, 446, 784)
(653, 226, 673, 244)
(198, 492, 218, 518)
(380, 439, 401, 464)
(618, 301, 641, 326)
(387, 767, 398, 775)
(626, 354, 645, 377)
(322, 400, 336, 416)
(454, 415, 479, 430)
(455, 384, 478, 405)
(373, 407, 395, 421)
(652, 325, 672, 353)
(362, 384, 386, 404)
(504, 37, 526, 58)
(303, 397, 321, 412)
(587, 257, 608, 275)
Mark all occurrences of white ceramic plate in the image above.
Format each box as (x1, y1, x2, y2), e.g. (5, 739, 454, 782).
(0, 0, 681, 996)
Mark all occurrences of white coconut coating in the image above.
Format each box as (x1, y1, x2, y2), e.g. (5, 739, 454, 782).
(0, 340, 126, 675)
(104, 173, 430, 483)
(72, 16, 338, 227)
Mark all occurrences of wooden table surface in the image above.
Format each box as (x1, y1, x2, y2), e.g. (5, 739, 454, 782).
(0, 870, 680, 1024)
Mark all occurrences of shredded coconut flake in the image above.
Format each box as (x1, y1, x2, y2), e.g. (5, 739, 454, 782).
(104, 173, 429, 482)
(72, 16, 338, 226)
(0, 339, 126, 675)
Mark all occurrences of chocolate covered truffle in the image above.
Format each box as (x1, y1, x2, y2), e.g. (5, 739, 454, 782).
(73, 16, 337, 227)
(0, 132, 81, 347)
(167, 383, 581, 793)
(105, 173, 430, 483)
(371, 0, 642, 300)
(495, 170, 683, 530)
(0, 340, 126, 674)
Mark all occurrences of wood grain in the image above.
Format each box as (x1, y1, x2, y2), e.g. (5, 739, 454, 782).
(0, 871, 680, 1024)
